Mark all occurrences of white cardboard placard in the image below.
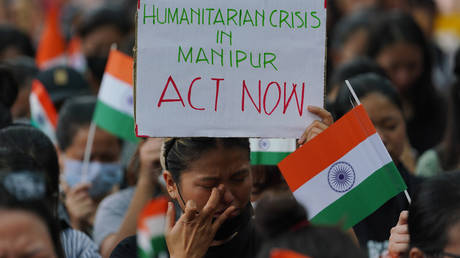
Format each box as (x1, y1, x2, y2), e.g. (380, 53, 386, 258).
(136, 0, 326, 137)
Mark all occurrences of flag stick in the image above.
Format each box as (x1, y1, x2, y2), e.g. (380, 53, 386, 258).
(81, 121, 96, 183)
(345, 79, 412, 205)
(404, 190, 412, 204)
(345, 80, 361, 106)
(81, 44, 118, 182)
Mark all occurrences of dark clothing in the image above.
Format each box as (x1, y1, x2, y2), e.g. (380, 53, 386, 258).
(353, 163, 422, 257)
(406, 83, 447, 154)
(110, 219, 262, 258)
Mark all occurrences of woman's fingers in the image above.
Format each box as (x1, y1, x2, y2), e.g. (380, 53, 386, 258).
(398, 210, 409, 225)
(307, 126, 324, 141)
(70, 183, 91, 194)
(212, 206, 237, 233)
(182, 200, 198, 222)
(298, 123, 314, 145)
(389, 243, 409, 254)
(299, 121, 330, 145)
(388, 211, 410, 256)
(201, 187, 222, 218)
(165, 202, 176, 233)
(298, 106, 333, 145)
(307, 106, 333, 126)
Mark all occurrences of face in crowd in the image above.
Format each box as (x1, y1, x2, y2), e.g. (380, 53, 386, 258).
(162, 138, 253, 240)
(163, 139, 252, 218)
(0, 210, 58, 258)
(361, 92, 406, 161)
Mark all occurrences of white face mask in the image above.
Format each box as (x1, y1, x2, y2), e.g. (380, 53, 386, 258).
(63, 158, 122, 198)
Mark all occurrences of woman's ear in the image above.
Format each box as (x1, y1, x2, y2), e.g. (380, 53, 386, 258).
(409, 247, 425, 258)
(163, 170, 177, 199)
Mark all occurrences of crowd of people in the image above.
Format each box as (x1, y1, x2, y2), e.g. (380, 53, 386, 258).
(0, 0, 460, 257)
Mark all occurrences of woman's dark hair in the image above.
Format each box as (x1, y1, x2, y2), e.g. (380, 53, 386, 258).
(330, 7, 378, 54)
(437, 49, 460, 171)
(251, 165, 288, 198)
(4, 56, 38, 89)
(0, 25, 35, 58)
(408, 171, 460, 256)
(366, 12, 441, 110)
(0, 64, 18, 128)
(367, 11, 430, 70)
(161, 138, 250, 182)
(0, 183, 64, 257)
(56, 96, 96, 151)
(366, 11, 446, 153)
(0, 148, 41, 175)
(334, 73, 402, 119)
(255, 195, 366, 258)
(327, 57, 387, 95)
(0, 125, 60, 215)
(78, 6, 132, 38)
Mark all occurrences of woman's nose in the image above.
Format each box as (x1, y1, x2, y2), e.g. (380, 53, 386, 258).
(222, 186, 235, 204)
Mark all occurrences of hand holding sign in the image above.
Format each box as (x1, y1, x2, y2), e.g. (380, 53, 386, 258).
(298, 106, 334, 145)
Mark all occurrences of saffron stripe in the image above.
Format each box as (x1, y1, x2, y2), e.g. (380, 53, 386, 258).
(279, 105, 376, 192)
(105, 49, 133, 86)
(31, 80, 58, 127)
(310, 162, 407, 229)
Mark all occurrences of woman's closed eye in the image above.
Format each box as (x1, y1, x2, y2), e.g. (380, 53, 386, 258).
(231, 170, 250, 183)
(198, 184, 216, 190)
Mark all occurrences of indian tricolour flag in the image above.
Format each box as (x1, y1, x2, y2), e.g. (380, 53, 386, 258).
(36, 6, 68, 70)
(279, 105, 407, 229)
(138, 197, 169, 258)
(29, 79, 58, 143)
(250, 138, 296, 165)
(271, 249, 310, 258)
(93, 49, 139, 142)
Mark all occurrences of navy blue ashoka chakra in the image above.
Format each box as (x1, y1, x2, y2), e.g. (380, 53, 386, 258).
(328, 161, 356, 193)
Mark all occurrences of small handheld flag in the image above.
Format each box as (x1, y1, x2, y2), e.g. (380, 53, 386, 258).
(36, 6, 67, 69)
(250, 138, 296, 165)
(93, 49, 138, 142)
(29, 79, 58, 142)
(138, 197, 169, 258)
(271, 249, 311, 258)
(279, 104, 407, 229)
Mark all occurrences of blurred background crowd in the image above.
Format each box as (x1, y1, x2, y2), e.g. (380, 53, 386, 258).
(0, 0, 460, 258)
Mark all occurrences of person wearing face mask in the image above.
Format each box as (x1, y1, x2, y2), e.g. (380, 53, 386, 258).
(94, 138, 166, 258)
(56, 96, 123, 235)
(77, 6, 132, 93)
(109, 106, 334, 258)
(334, 73, 423, 257)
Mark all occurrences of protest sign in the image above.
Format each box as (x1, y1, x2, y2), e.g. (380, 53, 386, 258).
(135, 0, 326, 137)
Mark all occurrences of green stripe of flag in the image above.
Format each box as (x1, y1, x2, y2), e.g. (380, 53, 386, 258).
(93, 101, 139, 142)
(138, 235, 168, 258)
(310, 162, 407, 229)
(250, 151, 292, 165)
